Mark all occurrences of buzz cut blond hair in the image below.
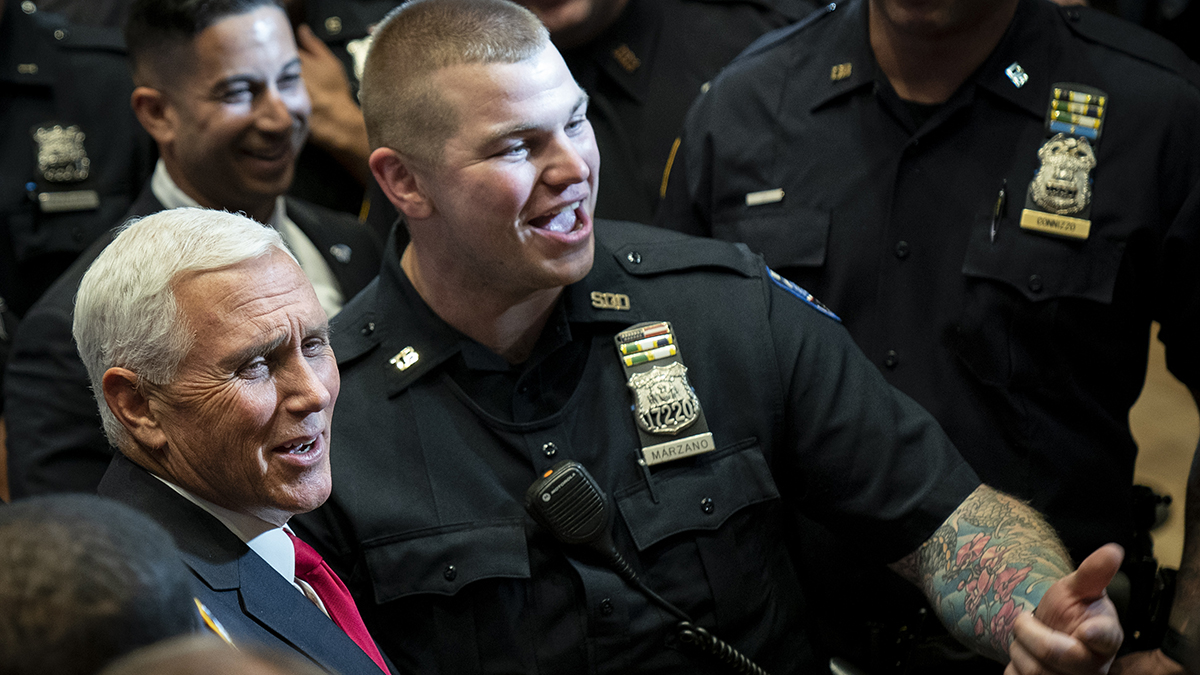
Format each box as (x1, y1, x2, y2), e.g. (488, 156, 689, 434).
(360, 0, 550, 167)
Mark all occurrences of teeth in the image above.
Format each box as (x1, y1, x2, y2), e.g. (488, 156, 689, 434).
(559, 201, 581, 215)
(287, 441, 314, 454)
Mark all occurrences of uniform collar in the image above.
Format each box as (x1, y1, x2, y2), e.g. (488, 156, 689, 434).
(369, 245, 469, 396)
(364, 226, 661, 396)
(562, 0, 661, 105)
(806, 0, 879, 112)
(807, 0, 1051, 120)
(0, 1, 59, 87)
(970, 0, 1057, 119)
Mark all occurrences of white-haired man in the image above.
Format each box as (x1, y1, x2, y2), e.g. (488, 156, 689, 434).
(77, 207, 391, 674)
(4, 0, 382, 499)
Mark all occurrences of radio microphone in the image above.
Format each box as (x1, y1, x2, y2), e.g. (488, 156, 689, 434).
(525, 460, 770, 675)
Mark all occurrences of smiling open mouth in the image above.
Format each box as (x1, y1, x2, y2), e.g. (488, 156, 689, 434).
(282, 439, 316, 454)
(528, 201, 582, 233)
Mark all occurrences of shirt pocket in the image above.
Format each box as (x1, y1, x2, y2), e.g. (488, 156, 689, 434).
(954, 213, 1126, 388)
(712, 203, 830, 270)
(362, 518, 529, 604)
(614, 438, 780, 552)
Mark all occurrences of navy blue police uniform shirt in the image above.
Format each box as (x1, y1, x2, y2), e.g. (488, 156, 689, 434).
(0, 0, 155, 318)
(562, 0, 816, 226)
(292, 221, 981, 674)
(658, 0, 1200, 565)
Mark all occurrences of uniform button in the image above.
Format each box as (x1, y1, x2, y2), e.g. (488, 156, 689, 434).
(443, 565, 457, 581)
(626, 251, 642, 264)
(361, 322, 375, 336)
(1066, 8, 1081, 20)
(21, 1, 35, 13)
(700, 497, 714, 514)
(542, 442, 557, 458)
(324, 16, 342, 34)
(884, 350, 899, 368)
(53, 29, 65, 40)
(599, 598, 614, 616)
(894, 241, 910, 259)
(1028, 274, 1043, 293)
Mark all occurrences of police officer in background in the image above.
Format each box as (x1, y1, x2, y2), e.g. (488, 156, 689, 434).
(0, 0, 155, 319)
(657, 0, 1200, 669)
(515, 0, 816, 225)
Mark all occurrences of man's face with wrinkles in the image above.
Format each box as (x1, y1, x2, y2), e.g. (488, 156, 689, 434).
(145, 249, 338, 525)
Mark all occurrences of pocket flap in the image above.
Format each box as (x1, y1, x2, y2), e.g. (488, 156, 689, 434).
(962, 214, 1125, 303)
(615, 441, 779, 551)
(363, 519, 529, 603)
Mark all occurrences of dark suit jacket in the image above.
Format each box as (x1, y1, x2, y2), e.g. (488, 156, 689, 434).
(98, 453, 392, 674)
(4, 185, 382, 497)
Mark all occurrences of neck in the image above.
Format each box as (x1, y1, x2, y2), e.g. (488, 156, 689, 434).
(869, 0, 1019, 104)
(401, 245, 562, 364)
(160, 156, 278, 224)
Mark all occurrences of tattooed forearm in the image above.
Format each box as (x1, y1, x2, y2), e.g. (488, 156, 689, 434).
(889, 485, 1074, 662)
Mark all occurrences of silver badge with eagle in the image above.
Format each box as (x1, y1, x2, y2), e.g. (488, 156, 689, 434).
(34, 124, 90, 183)
(1029, 133, 1095, 215)
(627, 362, 700, 435)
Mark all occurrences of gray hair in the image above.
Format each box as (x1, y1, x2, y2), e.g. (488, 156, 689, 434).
(361, 0, 550, 166)
(73, 207, 295, 448)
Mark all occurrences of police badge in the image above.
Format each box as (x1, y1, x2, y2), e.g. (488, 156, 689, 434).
(30, 122, 100, 213)
(1029, 133, 1095, 215)
(34, 124, 90, 183)
(1019, 84, 1107, 240)
(628, 362, 700, 435)
(615, 321, 715, 466)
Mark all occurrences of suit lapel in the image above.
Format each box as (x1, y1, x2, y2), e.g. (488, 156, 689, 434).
(236, 551, 387, 674)
(98, 455, 388, 674)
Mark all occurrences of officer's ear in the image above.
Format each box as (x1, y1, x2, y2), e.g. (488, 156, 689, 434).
(131, 86, 178, 147)
(370, 147, 434, 221)
(102, 367, 168, 457)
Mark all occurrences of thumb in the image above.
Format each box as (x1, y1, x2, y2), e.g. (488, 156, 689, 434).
(1065, 543, 1124, 601)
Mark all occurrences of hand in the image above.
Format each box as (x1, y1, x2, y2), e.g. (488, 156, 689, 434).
(1006, 544, 1125, 674)
(1110, 650, 1186, 675)
(295, 24, 371, 184)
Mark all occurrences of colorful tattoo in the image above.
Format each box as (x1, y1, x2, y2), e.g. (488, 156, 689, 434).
(897, 485, 1073, 661)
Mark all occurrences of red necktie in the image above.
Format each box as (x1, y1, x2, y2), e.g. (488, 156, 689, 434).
(287, 530, 389, 674)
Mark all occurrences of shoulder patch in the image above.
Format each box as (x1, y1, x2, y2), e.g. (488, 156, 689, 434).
(1061, 6, 1200, 87)
(768, 267, 841, 321)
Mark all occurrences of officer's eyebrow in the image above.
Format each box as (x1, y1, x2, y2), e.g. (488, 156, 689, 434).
(484, 93, 590, 145)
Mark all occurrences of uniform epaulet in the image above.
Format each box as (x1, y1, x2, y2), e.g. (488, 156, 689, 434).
(29, 9, 127, 54)
(731, 1, 839, 64)
(1060, 5, 1200, 88)
(599, 220, 761, 278)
